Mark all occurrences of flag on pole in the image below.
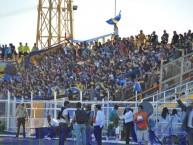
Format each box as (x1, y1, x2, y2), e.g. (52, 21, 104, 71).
(106, 11, 121, 25)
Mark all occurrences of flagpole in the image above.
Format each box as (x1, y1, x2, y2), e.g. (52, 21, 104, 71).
(115, 0, 116, 17)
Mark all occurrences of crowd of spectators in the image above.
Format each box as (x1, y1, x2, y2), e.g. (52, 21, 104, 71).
(0, 30, 193, 101)
(0, 42, 39, 60)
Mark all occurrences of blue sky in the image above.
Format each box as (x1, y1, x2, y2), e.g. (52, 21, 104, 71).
(0, 0, 193, 48)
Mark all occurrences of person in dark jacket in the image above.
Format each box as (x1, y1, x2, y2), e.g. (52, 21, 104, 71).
(176, 93, 193, 145)
(58, 101, 70, 145)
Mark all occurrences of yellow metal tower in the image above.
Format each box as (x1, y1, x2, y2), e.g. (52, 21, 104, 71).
(36, 0, 74, 49)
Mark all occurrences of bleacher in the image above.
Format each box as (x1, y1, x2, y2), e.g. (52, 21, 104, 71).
(0, 30, 193, 144)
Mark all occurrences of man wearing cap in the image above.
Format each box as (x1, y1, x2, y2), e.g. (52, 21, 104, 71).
(134, 105, 149, 145)
(15, 103, 29, 138)
(123, 105, 137, 145)
(58, 101, 70, 145)
(176, 93, 193, 144)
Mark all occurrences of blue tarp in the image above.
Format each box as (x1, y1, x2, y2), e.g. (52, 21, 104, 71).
(3, 75, 20, 81)
(119, 68, 140, 78)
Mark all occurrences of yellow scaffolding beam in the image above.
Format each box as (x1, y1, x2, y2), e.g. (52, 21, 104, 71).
(36, 0, 74, 49)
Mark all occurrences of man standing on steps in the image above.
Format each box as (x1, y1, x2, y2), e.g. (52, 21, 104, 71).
(176, 93, 193, 145)
(15, 103, 29, 138)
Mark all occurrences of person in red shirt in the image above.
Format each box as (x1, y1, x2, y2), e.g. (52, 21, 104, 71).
(134, 105, 149, 145)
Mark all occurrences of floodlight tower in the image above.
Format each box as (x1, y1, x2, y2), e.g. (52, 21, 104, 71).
(36, 0, 77, 49)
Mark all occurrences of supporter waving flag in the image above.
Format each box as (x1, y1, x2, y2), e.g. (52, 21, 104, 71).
(106, 11, 121, 25)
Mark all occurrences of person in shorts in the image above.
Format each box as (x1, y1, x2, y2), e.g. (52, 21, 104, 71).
(134, 105, 149, 145)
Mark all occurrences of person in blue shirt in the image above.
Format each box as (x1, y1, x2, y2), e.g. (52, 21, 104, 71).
(107, 104, 119, 139)
(8, 44, 12, 59)
(4, 45, 8, 60)
(109, 104, 119, 122)
(133, 79, 142, 93)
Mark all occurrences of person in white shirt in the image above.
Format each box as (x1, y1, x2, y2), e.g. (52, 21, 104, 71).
(47, 115, 59, 127)
(171, 109, 180, 134)
(123, 105, 137, 145)
(45, 115, 59, 139)
(58, 101, 70, 145)
(93, 104, 105, 145)
(159, 107, 171, 136)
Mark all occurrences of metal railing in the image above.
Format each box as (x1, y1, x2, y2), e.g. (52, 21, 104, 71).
(0, 79, 192, 142)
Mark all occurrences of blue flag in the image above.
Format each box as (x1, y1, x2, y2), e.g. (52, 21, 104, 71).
(106, 11, 121, 25)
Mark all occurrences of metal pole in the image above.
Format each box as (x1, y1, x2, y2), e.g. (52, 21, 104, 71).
(69, 0, 74, 39)
(185, 83, 189, 100)
(13, 97, 16, 132)
(30, 91, 33, 129)
(102, 99, 105, 128)
(48, 0, 52, 47)
(115, 0, 116, 16)
(135, 91, 138, 112)
(80, 91, 83, 103)
(159, 58, 163, 93)
(7, 90, 10, 131)
(156, 92, 158, 129)
(102, 99, 105, 112)
(21, 96, 24, 103)
(106, 90, 110, 127)
(54, 91, 57, 119)
(180, 49, 184, 85)
(164, 91, 166, 107)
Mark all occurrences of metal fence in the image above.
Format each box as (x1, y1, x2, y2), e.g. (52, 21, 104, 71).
(0, 79, 192, 141)
(160, 51, 193, 92)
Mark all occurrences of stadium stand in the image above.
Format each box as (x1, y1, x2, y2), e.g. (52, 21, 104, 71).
(0, 30, 193, 102)
(0, 30, 193, 145)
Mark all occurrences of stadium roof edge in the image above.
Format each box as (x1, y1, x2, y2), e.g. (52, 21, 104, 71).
(70, 33, 113, 43)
